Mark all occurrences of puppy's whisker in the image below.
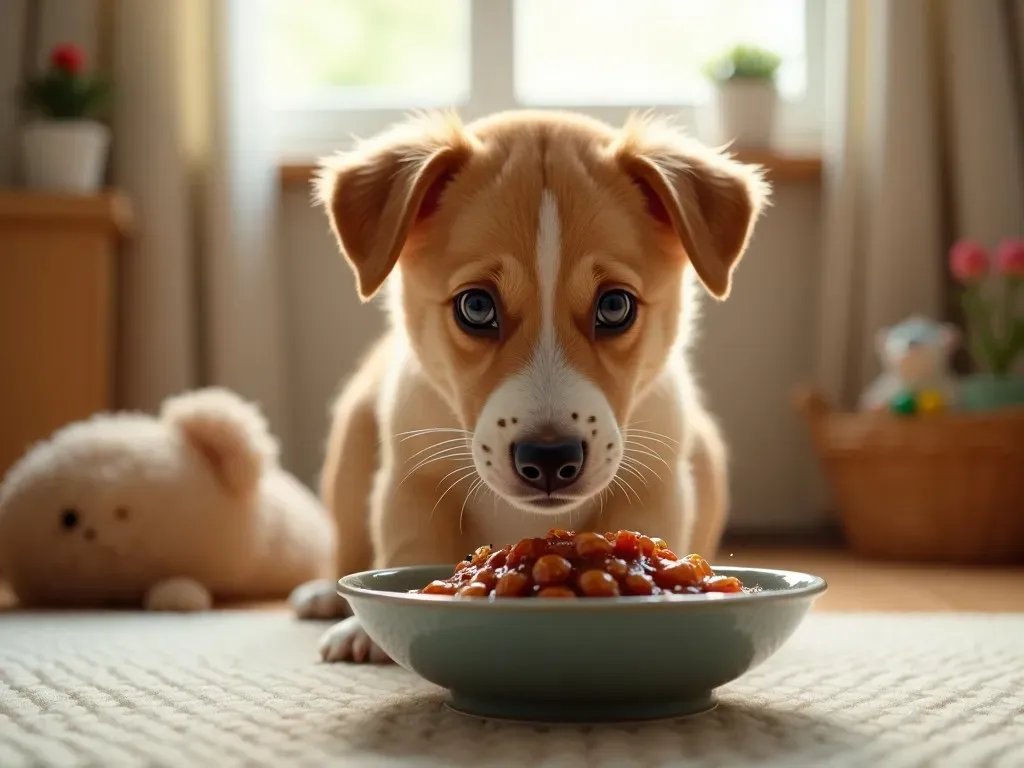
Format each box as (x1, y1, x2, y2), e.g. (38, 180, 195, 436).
(401, 450, 474, 484)
(405, 445, 473, 473)
(406, 437, 471, 462)
(396, 428, 473, 442)
(610, 477, 634, 508)
(621, 455, 663, 484)
(623, 432, 679, 455)
(617, 462, 649, 488)
(622, 443, 671, 469)
(473, 481, 489, 505)
(621, 426, 679, 445)
(460, 478, 485, 533)
(615, 473, 643, 505)
(431, 467, 479, 521)
(434, 463, 479, 491)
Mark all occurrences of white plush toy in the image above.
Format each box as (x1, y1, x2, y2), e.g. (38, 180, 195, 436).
(0, 388, 335, 611)
(858, 316, 962, 412)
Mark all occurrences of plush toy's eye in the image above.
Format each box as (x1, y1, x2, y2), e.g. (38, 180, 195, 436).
(60, 509, 79, 530)
(595, 289, 637, 334)
(454, 289, 499, 337)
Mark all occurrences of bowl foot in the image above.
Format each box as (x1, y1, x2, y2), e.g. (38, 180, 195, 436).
(445, 691, 717, 724)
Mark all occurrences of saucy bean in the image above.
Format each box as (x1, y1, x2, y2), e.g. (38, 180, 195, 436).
(494, 570, 530, 597)
(536, 586, 577, 598)
(456, 582, 490, 597)
(532, 554, 572, 585)
(414, 529, 745, 598)
(578, 569, 620, 597)
(605, 557, 629, 581)
(624, 572, 655, 596)
(574, 531, 614, 558)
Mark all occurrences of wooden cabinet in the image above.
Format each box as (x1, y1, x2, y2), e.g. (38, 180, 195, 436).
(0, 191, 132, 479)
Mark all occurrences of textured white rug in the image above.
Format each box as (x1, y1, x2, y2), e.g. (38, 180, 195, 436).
(0, 611, 1021, 768)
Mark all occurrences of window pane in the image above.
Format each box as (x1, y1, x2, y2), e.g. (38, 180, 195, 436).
(514, 0, 806, 105)
(268, 0, 470, 108)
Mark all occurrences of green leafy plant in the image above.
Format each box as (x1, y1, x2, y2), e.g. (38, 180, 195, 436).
(703, 44, 782, 84)
(20, 43, 110, 120)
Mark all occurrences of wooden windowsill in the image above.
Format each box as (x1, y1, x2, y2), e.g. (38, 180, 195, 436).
(0, 189, 134, 239)
(279, 149, 822, 190)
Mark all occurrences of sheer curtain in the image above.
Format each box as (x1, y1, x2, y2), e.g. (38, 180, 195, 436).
(0, 0, 289, 441)
(110, 0, 290, 449)
(814, 0, 1024, 408)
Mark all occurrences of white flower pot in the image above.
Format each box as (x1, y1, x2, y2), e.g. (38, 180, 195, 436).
(20, 120, 111, 193)
(712, 80, 778, 149)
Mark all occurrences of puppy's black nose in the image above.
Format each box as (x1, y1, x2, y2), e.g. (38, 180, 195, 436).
(513, 439, 584, 493)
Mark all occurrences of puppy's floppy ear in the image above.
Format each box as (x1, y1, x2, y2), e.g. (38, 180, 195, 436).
(315, 111, 474, 301)
(613, 113, 771, 299)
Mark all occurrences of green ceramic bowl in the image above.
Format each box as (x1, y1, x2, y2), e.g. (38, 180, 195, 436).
(338, 565, 827, 723)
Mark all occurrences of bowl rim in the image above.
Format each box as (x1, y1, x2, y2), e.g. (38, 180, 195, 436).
(337, 564, 828, 611)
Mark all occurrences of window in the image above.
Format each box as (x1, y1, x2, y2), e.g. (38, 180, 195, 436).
(268, 0, 471, 109)
(269, 0, 823, 157)
(514, 0, 807, 105)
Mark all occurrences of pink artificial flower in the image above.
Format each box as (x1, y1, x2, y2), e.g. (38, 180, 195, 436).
(995, 238, 1024, 277)
(949, 240, 989, 281)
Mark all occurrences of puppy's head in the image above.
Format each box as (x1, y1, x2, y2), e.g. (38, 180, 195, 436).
(318, 110, 768, 514)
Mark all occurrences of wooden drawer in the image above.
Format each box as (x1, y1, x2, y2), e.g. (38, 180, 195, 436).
(0, 191, 132, 478)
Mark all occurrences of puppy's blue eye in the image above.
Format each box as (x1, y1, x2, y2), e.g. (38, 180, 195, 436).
(595, 290, 636, 333)
(454, 289, 499, 336)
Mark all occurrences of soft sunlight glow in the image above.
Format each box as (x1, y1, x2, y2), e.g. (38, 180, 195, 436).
(515, 0, 807, 104)
(268, 0, 471, 108)
(268, 0, 806, 108)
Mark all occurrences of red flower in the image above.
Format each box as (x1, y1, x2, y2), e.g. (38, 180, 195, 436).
(50, 44, 84, 75)
(995, 238, 1024, 277)
(949, 239, 989, 281)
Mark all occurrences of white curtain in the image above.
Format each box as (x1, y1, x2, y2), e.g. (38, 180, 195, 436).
(815, 0, 1024, 408)
(110, 0, 290, 448)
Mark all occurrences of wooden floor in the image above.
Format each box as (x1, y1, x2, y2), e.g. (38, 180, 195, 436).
(2, 548, 1023, 612)
(728, 547, 1024, 612)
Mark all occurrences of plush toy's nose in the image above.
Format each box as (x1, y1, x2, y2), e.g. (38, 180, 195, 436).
(512, 438, 585, 493)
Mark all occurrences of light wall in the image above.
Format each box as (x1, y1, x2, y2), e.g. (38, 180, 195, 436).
(279, 177, 826, 533)
(2, 0, 830, 534)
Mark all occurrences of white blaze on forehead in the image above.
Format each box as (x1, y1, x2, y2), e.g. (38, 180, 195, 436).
(536, 190, 560, 346)
(524, 190, 575, 426)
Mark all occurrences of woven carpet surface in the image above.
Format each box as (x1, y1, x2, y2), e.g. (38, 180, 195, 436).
(0, 611, 1021, 767)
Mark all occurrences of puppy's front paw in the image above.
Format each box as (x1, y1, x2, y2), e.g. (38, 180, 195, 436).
(318, 616, 392, 664)
(144, 578, 212, 612)
(289, 578, 351, 620)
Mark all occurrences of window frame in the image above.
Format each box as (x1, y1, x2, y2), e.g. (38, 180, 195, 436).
(273, 0, 825, 160)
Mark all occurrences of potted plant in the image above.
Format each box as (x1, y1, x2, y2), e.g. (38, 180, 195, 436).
(703, 44, 782, 149)
(19, 43, 111, 193)
(950, 237, 1024, 411)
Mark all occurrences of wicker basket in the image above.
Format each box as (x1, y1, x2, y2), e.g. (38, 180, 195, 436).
(795, 385, 1024, 564)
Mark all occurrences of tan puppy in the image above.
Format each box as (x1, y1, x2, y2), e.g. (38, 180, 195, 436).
(291, 110, 770, 662)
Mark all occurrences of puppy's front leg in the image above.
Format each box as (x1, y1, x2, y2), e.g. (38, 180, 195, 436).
(319, 468, 472, 663)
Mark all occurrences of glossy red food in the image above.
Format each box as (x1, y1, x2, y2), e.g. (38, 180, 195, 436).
(414, 529, 747, 598)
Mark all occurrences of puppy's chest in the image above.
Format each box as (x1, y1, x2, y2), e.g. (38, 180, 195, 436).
(461, 498, 595, 550)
